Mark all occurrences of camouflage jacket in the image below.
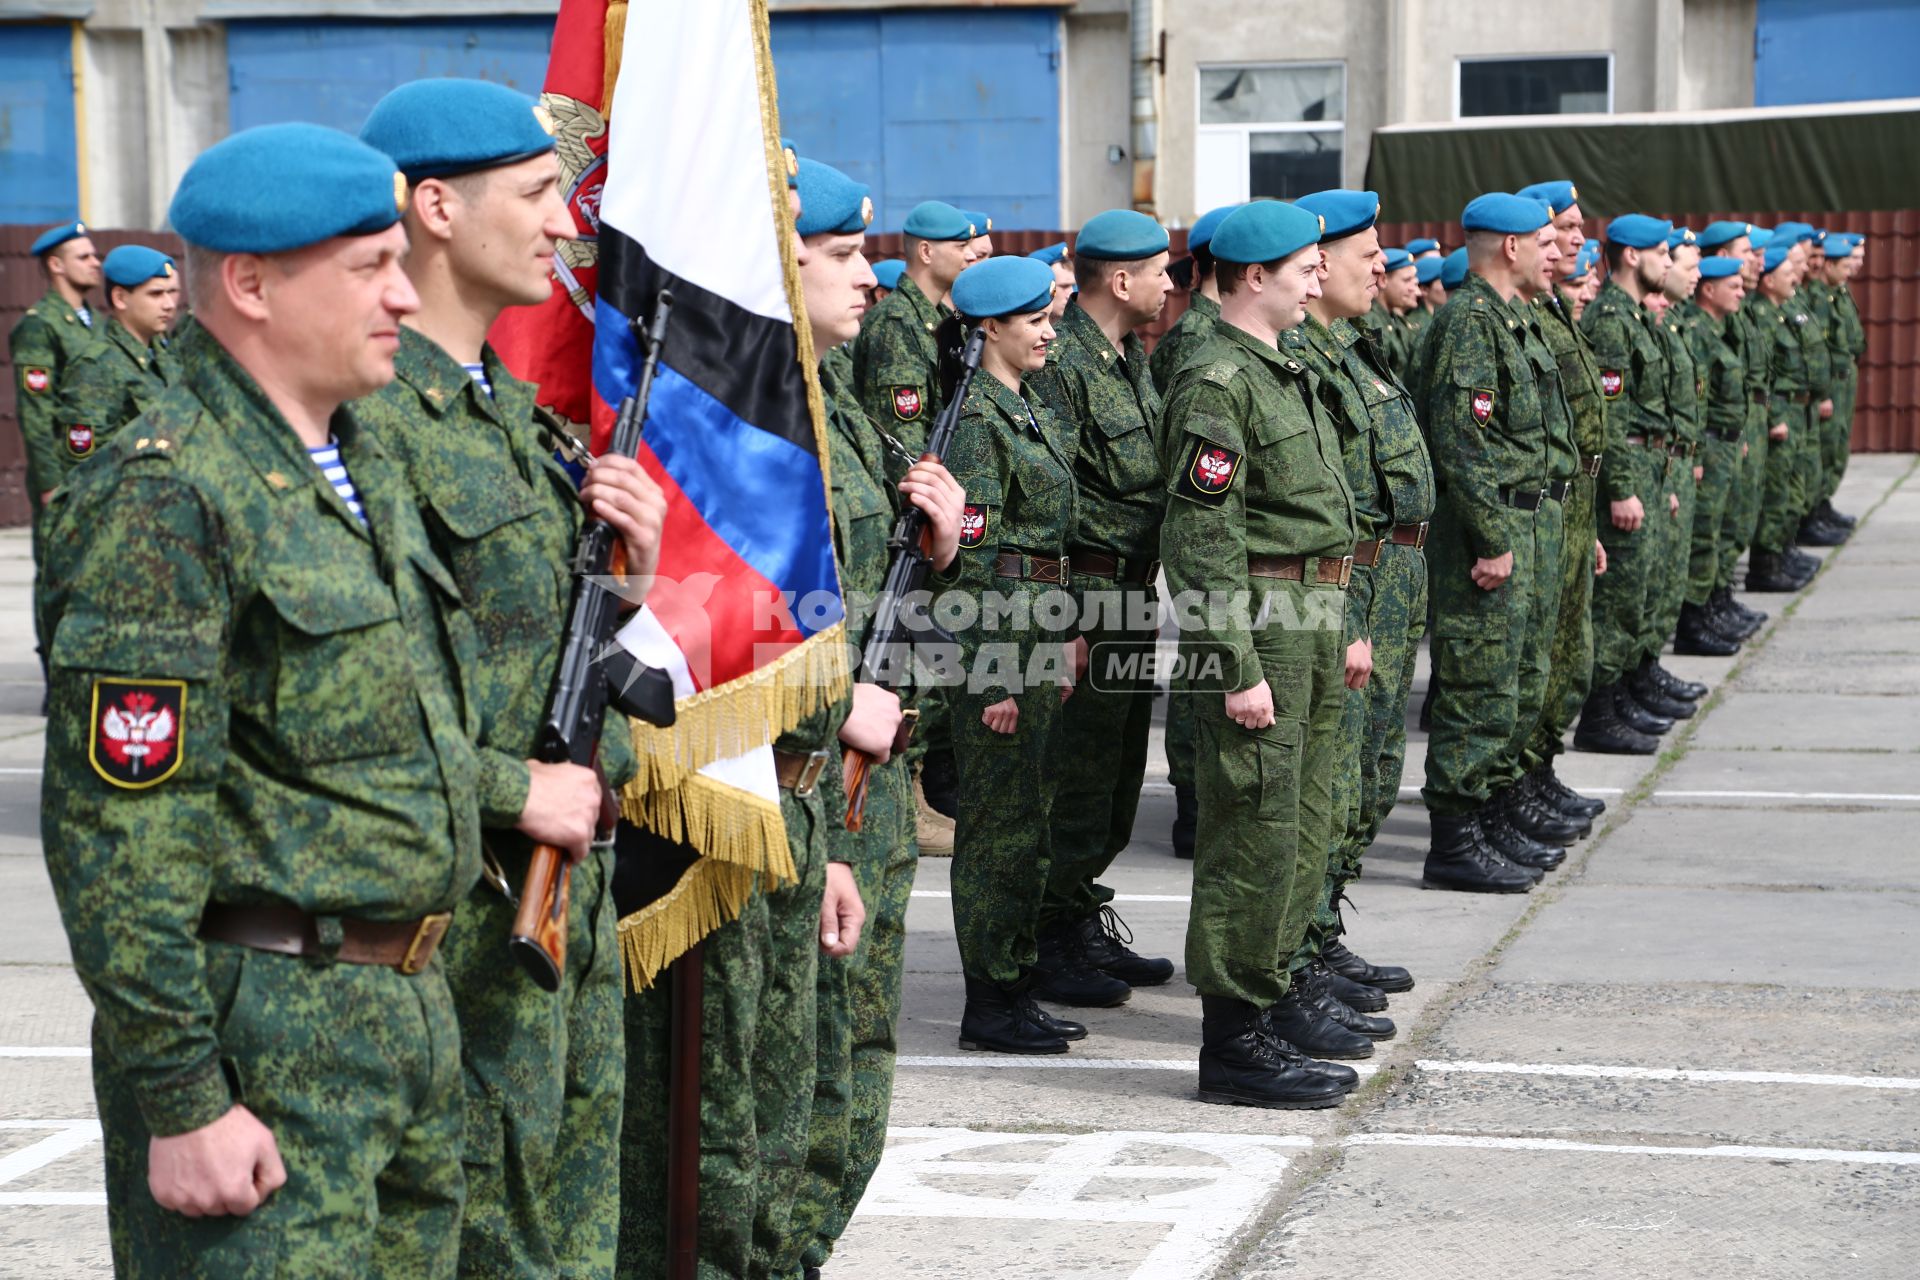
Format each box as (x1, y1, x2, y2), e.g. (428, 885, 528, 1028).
(1025, 299, 1165, 566)
(1515, 297, 1580, 481)
(851, 274, 948, 453)
(1831, 284, 1867, 367)
(1159, 317, 1355, 692)
(1583, 278, 1671, 476)
(1537, 286, 1618, 496)
(1747, 294, 1809, 408)
(1420, 273, 1552, 561)
(1683, 305, 1748, 441)
(1288, 315, 1389, 544)
(942, 371, 1077, 699)
(1790, 283, 1833, 400)
(38, 322, 482, 1138)
(9, 290, 98, 510)
(355, 327, 636, 846)
(1652, 306, 1703, 445)
(1148, 290, 1219, 401)
(53, 316, 175, 481)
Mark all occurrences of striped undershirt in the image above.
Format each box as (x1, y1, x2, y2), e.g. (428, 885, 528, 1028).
(308, 440, 367, 525)
(463, 362, 493, 399)
(76, 304, 93, 329)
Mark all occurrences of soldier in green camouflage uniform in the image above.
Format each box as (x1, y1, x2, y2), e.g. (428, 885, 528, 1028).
(1818, 237, 1866, 520)
(1024, 209, 1175, 1005)
(1783, 232, 1833, 544)
(1745, 245, 1816, 590)
(1159, 199, 1357, 1108)
(1697, 223, 1774, 628)
(1673, 254, 1751, 653)
(358, 76, 689, 1278)
(9, 224, 101, 516)
(52, 246, 181, 484)
(851, 201, 977, 450)
(1643, 234, 1711, 667)
(38, 127, 484, 1278)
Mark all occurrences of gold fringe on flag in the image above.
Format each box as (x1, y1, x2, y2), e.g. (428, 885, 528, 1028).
(618, 860, 757, 990)
(602, 1, 628, 119)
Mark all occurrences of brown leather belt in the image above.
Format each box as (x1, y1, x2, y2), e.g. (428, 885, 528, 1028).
(199, 903, 451, 975)
(1390, 521, 1429, 549)
(1668, 440, 1696, 459)
(994, 551, 1070, 584)
(1622, 434, 1668, 449)
(1247, 553, 1353, 588)
(773, 748, 832, 797)
(1704, 424, 1741, 442)
(1353, 539, 1384, 568)
(1787, 392, 1811, 404)
(1068, 547, 1160, 584)
(1582, 453, 1604, 477)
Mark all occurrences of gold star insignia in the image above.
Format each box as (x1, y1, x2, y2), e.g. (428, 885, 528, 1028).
(861, 196, 874, 228)
(1569, 184, 1579, 202)
(266, 471, 289, 490)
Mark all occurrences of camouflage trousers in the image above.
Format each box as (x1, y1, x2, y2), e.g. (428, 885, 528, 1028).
(617, 800, 828, 1280)
(1591, 446, 1660, 686)
(782, 759, 918, 1275)
(1816, 368, 1858, 505)
(1787, 402, 1824, 524)
(1186, 578, 1345, 1008)
(1718, 412, 1769, 588)
(1165, 685, 1196, 793)
(95, 943, 464, 1279)
(1643, 456, 1695, 662)
(951, 626, 1066, 983)
(1754, 406, 1810, 553)
(1424, 501, 1553, 815)
(444, 843, 622, 1279)
(1688, 435, 1741, 606)
(1524, 473, 1595, 773)
(1041, 578, 1159, 932)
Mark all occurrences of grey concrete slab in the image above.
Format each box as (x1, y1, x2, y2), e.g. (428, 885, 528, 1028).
(1586, 808, 1920, 889)
(0, 859, 71, 968)
(1653, 747, 1920, 803)
(0, 1210, 111, 1280)
(1685, 691, 1920, 753)
(1733, 645, 1920, 696)
(1496, 886, 1920, 989)
(1746, 616, 1920, 658)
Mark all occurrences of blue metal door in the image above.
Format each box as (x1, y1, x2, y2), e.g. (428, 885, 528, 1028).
(771, 8, 1063, 232)
(0, 23, 80, 224)
(226, 17, 555, 135)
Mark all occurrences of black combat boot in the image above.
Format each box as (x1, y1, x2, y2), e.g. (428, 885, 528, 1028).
(1078, 906, 1175, 987)
(959, 974, 1069, 1054)
(1533, 764, 1606, 819)
(1744, 550, 1801, 593)
(1262, 985, 1375, 1060)
(1707, 587, 1761, 640)
(1650, 661, 1707, 701)
(1324, 912, 1415, 993)
(1796, 514, 1847, 547)
(1030, 922, 1131, 1008)
(919, 747, 960, 819)
(1501, 776, 1588, 844)
(1718, 587, 1767, 633)
(1196, 996, 1348, 1110)
(1785, 546, 1820, 585)
(1297, 961, 1395, 1041)
(1479, 803, 1564, 874)
(1170, 782, 1197, 860)
(1628, 661, 1696, 719)
(1614, 681, 1673, 735)
(1028, 1004, 1088, 1042)
(1573, 684, 1659, 755)
(1423, 812, 1535, 893)
(1325, 968, 1390, 1013)
(1674, 602, 1741, 656)
(1818, 498, 1857, 529)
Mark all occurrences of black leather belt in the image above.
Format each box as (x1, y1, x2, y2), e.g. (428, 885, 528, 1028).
(1500, 486, 1546, 511)
(1582, 453, 1604, 477)
(1704, 424, 1741, 442)
(1546, 479, 1573, 502)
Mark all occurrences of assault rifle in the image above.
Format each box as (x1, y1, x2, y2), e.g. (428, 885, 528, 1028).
(841, 323, 985, 830)
(509, 293, 679, 990)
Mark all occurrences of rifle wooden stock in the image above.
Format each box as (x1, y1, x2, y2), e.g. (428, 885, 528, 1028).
(507, 844, 571, 992)
(841, 746, 873, 831)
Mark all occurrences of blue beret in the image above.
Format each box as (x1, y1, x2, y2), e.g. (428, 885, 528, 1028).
(1407, 237, 1440, 256)
(1293, 189, 1380, 242)
(1440, 247, 1469, 289)
(1748, 227, 1774, 249)
(1415, 255, 1446, 285)
(171, 124, 406, 253)
(1188, 204, 1242, 254)
(1027, 242, 1069, 266)
(793, 159, 873, 237)
(1762, 244, 1791, 274)
(103, 245, 177, 289)
(902, 201, 974, 242)
(1516, 180, 1580, 215)
(871, 260, 907, 291)
(1565, 255, 1590, 283)
(1604, 214, 1673, 249)
(1772, 221, 1816, 244)
(1822, 234, 1855, 259)
(1696, 220, 1755, 250)
(1666, 225, 1698, 250)
(964, 211, 993, 238)
(360, 79, 555, 181)
(30, 221, 88, 257)
(1210, 200, 1322, 265)
(1461, 193, 1550, 234)
(950, 255, 1055, 319)
(1697, 256, 1742, 280)
(1075, 209, 1169, 260)
(1383, 247, 1414, 273)
(781, 138, 799, 188)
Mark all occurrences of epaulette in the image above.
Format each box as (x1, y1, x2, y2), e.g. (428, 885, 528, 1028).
(1201, 360, 1239, 386)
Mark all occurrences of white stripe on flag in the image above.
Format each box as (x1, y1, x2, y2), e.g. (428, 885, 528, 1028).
(604, 0, 790, 323)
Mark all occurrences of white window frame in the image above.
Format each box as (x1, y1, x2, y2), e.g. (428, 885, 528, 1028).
(1453, 52, 1616, 120)
(1194, 60, 1347, 210)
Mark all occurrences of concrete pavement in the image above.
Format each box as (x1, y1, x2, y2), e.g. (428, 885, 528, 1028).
(0, 453, 1914, 1277)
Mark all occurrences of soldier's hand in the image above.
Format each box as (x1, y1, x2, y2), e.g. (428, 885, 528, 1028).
(1224, 679, 1274, 730)
(1770, 422, 1789, 441)
(820, 861, 866, 958)
(1594, 540, 1608, 576)
(1610, 496, 1645, 532)
(1345, 638, 1373, 691)
(840, 683, 903, 762)
(1818, 398, 1834, 420)
(148, 1105, 286, 1218)
(900, 460, 965, 571)
(581, 454, 668, 603)
(1470, 551, 1514, 591)
(1068, 635, 1090, 684)
(982, 696, 1020, 734)
(1693, 464, 1704, 482)
(518, 761, 602, 864)
(1668, 492, 1681, 518)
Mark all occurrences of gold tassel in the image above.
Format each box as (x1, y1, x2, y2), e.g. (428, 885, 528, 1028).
(622, 770, 795, 885)
(618, 858, 758, 991)
(602, 1, 629, 117)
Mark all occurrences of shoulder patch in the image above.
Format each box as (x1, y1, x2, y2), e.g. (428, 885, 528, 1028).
(67, 424, 94, 457)
(23, 367, 50, 395)
(957, 501, 990, 549)
(890, 385, 924, 422)
(89, 679, 186, 789)
(1175, 438, 1242, 505)
(1469, 388, 1495, 425)
(1599, 369, 1624, 400)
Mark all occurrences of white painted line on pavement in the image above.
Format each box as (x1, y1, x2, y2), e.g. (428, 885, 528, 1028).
(0, 768, 41, 775)
(910, 890, 1191, 903)
(0, 1120, 100, 1187)
(1348, 1132, 1920, 1166)
(0, 1191, 106, 1206)
(0, 1048, 89, 1058)
(898, 1055, 1380, 1078)
(1418, 1059, 1920, 1090)
(1653, 789, 1920, 803)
